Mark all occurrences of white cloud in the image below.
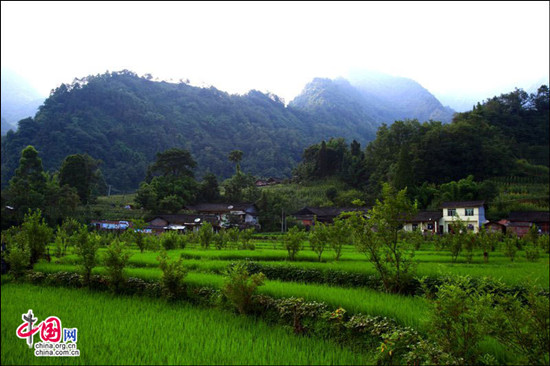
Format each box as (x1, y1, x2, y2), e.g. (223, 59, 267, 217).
(2, 1, 548, 108)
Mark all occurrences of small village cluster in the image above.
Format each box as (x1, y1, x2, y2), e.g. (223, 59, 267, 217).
(92, 201, 549, 238)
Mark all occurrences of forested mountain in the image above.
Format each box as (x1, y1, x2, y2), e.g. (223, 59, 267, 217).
(290, 71, 455, 130)
(1, 68, 45, 134)
(0, 69, 498, 193)
(294, 85, 549, 208)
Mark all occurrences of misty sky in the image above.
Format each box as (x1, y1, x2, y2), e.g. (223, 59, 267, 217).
(1, 1, 549, 111)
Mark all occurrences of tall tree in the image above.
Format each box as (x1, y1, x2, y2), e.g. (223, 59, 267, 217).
(228, 150, 244, 173)
(59, 153, 106, 204)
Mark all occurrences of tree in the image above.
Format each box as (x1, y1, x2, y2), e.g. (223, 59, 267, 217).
(7, 146, 47, 221)
(59, 153, 106, 204)
(19, 209, 53, 266)
(197, 173, 221, 202)
(74, 226, 100, 287)
(148, 148, 197, 178)
(228, 150, 244, 173)
(283, 226, 307, 261)
(350, 183, 417, 293)
(309, 220, 328, 262)
(103, 238, 132, 293)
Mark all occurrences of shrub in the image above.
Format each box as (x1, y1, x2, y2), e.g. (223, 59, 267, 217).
(213, 230, 227, 250)
(427, 276, 493, 364)
(157, 250, 187, 300)
(160, 230, 185, 250)
(20, 209, 53, 265)
(488, 282, 550, 365)
(222, 261, 265, 314)
(524, 241, 541, 262)
(276, 297, 327, 334)
(74, 226, 99, 286)
(103, 238, 132, 293)
(283, 227, 307, 261)
(239, 228, 255, 250)
(502, 234, 519, 261)
(198, 222, 214, 249)
(309, 220, 328, 262)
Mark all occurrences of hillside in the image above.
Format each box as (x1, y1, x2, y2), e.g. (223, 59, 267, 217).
(1, 70, 457, 191)
(1, 68, 45, 133)
(290, 70, 455, 126)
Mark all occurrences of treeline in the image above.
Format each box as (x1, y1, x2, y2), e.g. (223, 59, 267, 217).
(294, 86, 550, 210)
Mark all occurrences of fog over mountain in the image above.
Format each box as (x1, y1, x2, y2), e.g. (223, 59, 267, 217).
(1, 68, 45, 134)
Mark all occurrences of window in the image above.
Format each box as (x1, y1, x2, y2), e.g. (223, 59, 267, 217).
(412, 224, 418, 231)
(467, 224, 475, 231)
(465, 208, 474, 216)
(427, 223, 434, 230)
(447, 209, 456, 216)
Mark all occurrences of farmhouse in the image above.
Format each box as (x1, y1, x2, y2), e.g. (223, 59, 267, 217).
(505, 211, 550, 237)
(185, 203, 259, 229)
(402, 211, 443, 234)
(440, 201, 487, 233)
(146, 214, 219, 234)
(403, 201, 487, 233)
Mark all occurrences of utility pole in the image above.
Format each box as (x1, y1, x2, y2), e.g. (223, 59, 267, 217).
(108, 185, 112, 197)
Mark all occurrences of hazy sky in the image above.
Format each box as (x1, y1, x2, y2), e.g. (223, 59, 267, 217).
(2, 1, 549, 109)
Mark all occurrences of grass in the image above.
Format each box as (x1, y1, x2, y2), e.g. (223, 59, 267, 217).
(1, 283, 374, 365)
(33, 263, 430, 331)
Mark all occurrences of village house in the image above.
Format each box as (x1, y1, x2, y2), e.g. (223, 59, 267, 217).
(504, 211, 550, 237)
(146, 214, 219, 234)
(91, 220, 132, 232)
(402, 211, 443, 234)
(440, 201, 487, 233)
(184, 203, 260, 229)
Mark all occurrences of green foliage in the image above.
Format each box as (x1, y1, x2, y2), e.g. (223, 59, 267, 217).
(239, 228, 255, 250)
(1, 228, 31, 279)
(160, 230, 185, 250)
(198, 223, 214, 249)
(488, 282, 550, 365)
(222, 261, 265, 314)
(19, 209, 53, 265)
(213, 229, 228, 250)
(59, 153, 106, 204)
(157, 250, 187, 300)
(74, 226, 99, 286)
(103, 238, 132, 293)
(350, 184, 417, 293)
(502, 234, 519, 261)
(276, 297, 327, 334)
(283, 227, 307, 261)
(427, 276, 493, 364)
(327, 217, 350, 261)
(309, 220, 329, 262)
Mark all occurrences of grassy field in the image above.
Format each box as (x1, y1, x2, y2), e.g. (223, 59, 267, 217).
(51, 244, 550, 288)
(1, 283, 373, 365)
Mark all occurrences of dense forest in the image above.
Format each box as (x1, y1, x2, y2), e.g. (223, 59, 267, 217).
(1, 70, 456, 192)
(294, 85, 549, 212)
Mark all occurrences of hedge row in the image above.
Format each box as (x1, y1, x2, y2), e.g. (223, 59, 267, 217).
(240, 261, 550, 299)
(19, 270, 459, 365)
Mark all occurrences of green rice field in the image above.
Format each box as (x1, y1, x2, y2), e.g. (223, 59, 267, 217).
(1, 283, 374, 365)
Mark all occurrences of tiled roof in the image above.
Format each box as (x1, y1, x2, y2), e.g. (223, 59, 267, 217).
(440, 201, 485, 208)
(408, 211, 442, 222)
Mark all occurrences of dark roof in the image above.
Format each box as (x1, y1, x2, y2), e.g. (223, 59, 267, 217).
(292, 206, 370, 218)
(508, 211, 550, 223)
(408, 211, 442, 223)
(148, 214, 219, 226)
(185, 203, 257, 214)
(441, 201, 485, 208)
